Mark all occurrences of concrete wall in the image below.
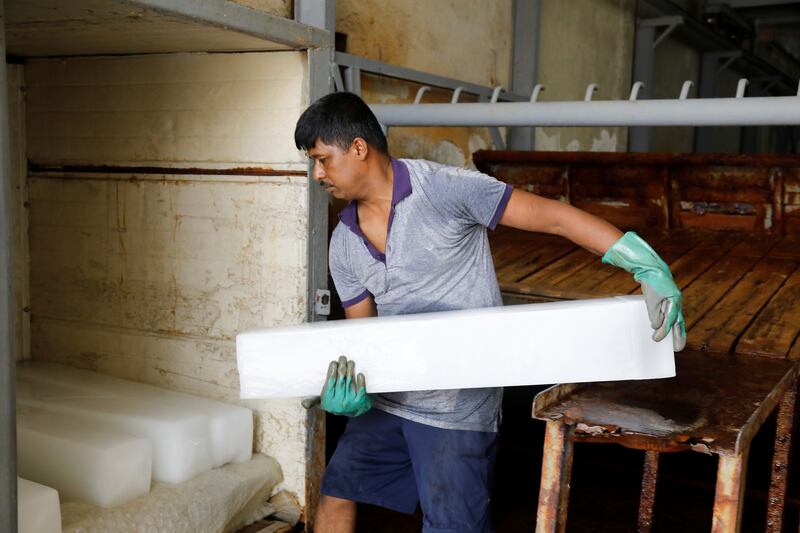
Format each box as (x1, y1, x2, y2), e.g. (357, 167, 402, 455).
(336, 0, 512, 166)
(535, 0, 636, 152)
(24, 51, 312, 503)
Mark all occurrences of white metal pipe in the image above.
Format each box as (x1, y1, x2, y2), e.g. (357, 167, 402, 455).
(371, 96, 800, 127)
(679, 80, 693, 99)
(584, 83, 599, 101)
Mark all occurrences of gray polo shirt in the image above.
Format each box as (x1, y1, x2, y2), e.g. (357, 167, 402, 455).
(329, 158, 513, 432)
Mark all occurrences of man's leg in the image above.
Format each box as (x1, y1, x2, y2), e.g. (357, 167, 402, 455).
(319, 410, 420, 528)
(405, 420, 498, 533)
(315, 494, 356, 533)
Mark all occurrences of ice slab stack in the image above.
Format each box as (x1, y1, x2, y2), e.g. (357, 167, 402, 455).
(17, 405, 152, 507)
(17, 362, 253, 497)
(18, 477, 61, 533)
(17, 378, 212, 484)
(17, 363, 252, 467)
(237, 295, 676, 399)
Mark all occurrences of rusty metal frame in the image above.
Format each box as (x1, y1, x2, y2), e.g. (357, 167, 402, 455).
(638, 451, 660, 533)
(533, 378, 800, 532)
(765, 379, 797, 532)
(536, 420, 574, 533)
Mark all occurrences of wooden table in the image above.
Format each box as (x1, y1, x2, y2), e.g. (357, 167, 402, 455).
(489, 228, 800, 533)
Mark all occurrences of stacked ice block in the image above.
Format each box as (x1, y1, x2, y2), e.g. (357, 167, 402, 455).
(18, 477, 61, 533)
(16, 361, 253, 508)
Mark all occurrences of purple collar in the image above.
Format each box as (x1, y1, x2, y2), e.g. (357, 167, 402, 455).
(338, 158, 411, 263)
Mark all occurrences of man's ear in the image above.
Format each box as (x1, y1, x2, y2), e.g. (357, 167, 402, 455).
(352, 138, 369, 161)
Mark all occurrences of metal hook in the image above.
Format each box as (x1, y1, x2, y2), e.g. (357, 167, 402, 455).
(629, 82, 645, 101)
(584, 83, 599, 102)
(736, 78, 749, 98)
(490, 86, 504, 103)
(451, 87, 464, 104)
(530, 84, 545, 102)
(414, 86, 431, 104)
(679, 80, 693, 100)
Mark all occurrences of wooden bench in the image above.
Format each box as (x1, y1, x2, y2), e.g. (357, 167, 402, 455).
(474, 150, 800, 533)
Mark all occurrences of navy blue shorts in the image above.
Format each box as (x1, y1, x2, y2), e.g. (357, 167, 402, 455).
(321, 409, 498, 533)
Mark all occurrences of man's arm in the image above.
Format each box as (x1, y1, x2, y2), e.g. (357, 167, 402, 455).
(344, 294, 377, 319)
(498, 189, 622, 255)
(498, 188, 686, 351)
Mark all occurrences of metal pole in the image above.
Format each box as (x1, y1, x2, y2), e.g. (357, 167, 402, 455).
(630, 25, 656, 152)
(696, 53, 719, 152)
(507, 0, 541, 150)
(372, 95, 800, 128)
(295, 2, 333, 528)
(0, 0, 17, 529)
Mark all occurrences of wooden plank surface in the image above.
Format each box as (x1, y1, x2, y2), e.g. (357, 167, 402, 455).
(681, 254, 760, 330)
(737, 267, 800, 357)
(688, 257, 797, 354)
(490, 228, 800, 357)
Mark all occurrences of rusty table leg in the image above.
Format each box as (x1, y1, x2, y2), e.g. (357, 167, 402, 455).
(536, 420, 574, 533)
(711, 451, 749, 533)
(637, 451, 659, 533)
(766, 379, 798, 533)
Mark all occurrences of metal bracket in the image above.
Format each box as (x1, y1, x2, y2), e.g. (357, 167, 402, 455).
(315, 289, 331, 316)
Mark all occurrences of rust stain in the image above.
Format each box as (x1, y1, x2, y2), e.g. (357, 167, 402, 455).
(28, 163, 307, 177)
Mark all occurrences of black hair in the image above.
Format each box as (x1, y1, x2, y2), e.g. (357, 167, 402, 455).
(294, 92, 389, 155)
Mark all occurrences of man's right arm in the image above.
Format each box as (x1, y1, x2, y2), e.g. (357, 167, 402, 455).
(344, 294, 376, 319)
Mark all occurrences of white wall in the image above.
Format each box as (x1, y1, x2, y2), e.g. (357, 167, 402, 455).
(25, 51, 313, 503)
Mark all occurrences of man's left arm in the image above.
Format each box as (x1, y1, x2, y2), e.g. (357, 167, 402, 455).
(498, 189, 686, 351)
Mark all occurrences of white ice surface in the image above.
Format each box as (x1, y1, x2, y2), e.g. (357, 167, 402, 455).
(18, 478, 61, 533)
(17, 361, 252, 467)
(17, 405, 152, 507)
(17, 378, 212, 484)
(237, 295, 676, 399)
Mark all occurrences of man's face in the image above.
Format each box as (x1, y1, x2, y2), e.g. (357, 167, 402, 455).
(307, 139, 364, 200)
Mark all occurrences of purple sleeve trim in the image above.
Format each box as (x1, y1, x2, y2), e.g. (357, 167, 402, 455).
(488, 184, 514, 230)
(341, 289, 370, 308)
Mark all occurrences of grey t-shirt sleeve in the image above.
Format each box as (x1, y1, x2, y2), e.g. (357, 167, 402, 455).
(329, 225, 370, 308)
(427, 166, 513, 229)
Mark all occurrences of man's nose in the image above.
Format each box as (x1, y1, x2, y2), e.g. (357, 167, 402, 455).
(312, 161, 326, 181)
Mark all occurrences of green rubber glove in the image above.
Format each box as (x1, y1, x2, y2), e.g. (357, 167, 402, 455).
(602, 232, 686, 352)
(319, 356, 372, 417)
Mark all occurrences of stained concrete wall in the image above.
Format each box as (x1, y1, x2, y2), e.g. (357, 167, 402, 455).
(336, 0, 512, 166)
(335, 1, 639, 159)
(24, 51, 312, 503)
(650, 39, 699, 153)
(535, 0, 636, 152)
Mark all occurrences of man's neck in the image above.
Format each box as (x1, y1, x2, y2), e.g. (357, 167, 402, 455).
(357, 156, 394, 212)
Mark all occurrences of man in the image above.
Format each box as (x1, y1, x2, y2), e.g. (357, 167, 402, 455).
(294, 92, 685, 533)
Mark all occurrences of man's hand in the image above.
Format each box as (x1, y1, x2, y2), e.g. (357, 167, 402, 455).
(309, 356, 372, 417)
(602, 232, 686, 352)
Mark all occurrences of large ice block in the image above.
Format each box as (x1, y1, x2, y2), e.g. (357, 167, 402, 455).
(18, 477, 61, 533)
(17, 362, 252, 466)
(17, 406, 152, 507)
(17, 379, 213, 484)
(237, 295, 676, 399)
